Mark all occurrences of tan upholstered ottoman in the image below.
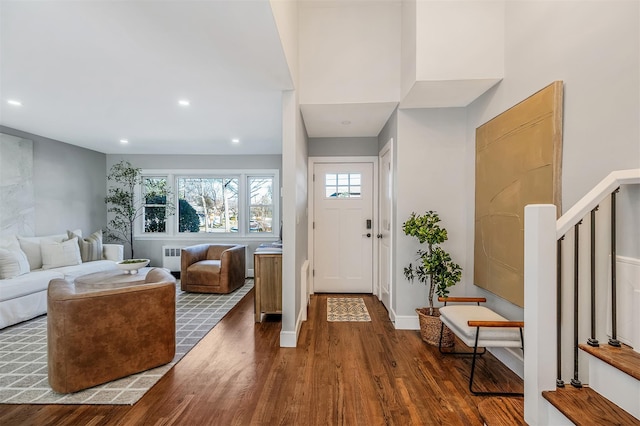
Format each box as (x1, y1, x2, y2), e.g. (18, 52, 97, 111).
(47, 268, 176, 394)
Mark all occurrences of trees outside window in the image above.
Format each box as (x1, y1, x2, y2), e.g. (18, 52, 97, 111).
(177, 177, 239, 233)
(248, 177, 273, 233)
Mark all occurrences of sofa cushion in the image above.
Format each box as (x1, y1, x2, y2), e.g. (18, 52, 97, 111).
(18, 232, 72, 270)
(0, 269, 64, 302)
(41, 237, 82, 270)
(68, 229, 103, 262)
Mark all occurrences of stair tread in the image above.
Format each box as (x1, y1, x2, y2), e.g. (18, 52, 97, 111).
(478, 397, 526, 426)
(542, 386, 640, 426)
(579, 342, 640, 381)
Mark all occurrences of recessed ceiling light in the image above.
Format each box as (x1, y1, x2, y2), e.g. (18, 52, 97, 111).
(120, 139, 129, 144)
(232, 138, 240, 143)
(178, 99, 190, 107)
(341, 120, 351, 125)
(7, 99, 22, 106)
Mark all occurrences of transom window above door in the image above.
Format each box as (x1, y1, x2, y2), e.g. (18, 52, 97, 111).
(324, 173, 361, 198)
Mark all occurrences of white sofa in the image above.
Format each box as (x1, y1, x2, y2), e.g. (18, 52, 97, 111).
(0, 230, 124, 329)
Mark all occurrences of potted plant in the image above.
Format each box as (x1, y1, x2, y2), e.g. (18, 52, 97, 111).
(105, 160, 175, 258)
(403, 210, 462, 347)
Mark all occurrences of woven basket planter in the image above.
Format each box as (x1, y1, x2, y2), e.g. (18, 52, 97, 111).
(416, 307, 454, 347)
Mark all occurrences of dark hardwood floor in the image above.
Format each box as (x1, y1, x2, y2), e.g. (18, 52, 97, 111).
(1, 290, 523, 425)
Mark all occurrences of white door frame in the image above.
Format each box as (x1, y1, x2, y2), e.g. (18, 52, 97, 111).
(378, 138, 394, 319)
(308, 156, 379, 295)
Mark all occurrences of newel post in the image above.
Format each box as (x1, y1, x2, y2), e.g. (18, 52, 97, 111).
(524, 204, 558, 425)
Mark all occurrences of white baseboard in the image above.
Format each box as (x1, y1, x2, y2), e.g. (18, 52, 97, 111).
(247, 268, 254, 278)
(280, 303, 306, 348)
(280, 330, 297, 347)
(489, 347, 524, 379)
(388, 307, 397, 323)
(394, 314, 420, 330)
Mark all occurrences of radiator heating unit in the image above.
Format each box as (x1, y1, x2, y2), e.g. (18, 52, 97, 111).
(162, 246, 183, 272)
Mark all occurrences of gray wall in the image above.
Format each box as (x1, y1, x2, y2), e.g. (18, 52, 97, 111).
(308, 137, 379, 157)
(377, 108, 397, 153)
(107, 154, 283, 271)
(0, 126, 107, 237)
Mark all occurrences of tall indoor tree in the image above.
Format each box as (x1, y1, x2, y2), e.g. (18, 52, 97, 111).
(105, 160, 174, 258)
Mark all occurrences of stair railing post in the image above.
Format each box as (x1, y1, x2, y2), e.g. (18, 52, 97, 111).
(609, 188, 621, 347)
(571, 221, 582, 388)
(524, 204, 558, 426)
(588, 207, 599, 347)
(556, 237, 565, 387)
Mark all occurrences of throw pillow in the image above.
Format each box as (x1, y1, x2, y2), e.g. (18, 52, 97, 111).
(67, 229, 103, 262)
(17, 230, 80, 270)
(41, 237, 82, 269)
(0, 236, 30, 279)
(17, 236, 45, 270)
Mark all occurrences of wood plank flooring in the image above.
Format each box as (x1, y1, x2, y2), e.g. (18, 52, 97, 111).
(1, 291, 523, 426)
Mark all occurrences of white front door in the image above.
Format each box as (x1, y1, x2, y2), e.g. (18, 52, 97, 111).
(378, 142, 393, 310)
(313, 162, 374, 293)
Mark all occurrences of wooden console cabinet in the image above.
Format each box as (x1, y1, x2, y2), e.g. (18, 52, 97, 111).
(254, 248, 282, 322)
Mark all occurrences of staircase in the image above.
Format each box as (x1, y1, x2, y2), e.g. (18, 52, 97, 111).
(521, 169, 640, 425)
(542, 343, 640, 425)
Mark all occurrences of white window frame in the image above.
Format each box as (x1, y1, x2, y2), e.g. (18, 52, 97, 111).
(135, 169, 279, 242)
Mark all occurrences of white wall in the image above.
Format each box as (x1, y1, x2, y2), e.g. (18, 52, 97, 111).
(299, 1, 401, 105)
(415, 0, 504, 81)
(466, 0, 640, 281)
(394, 108, 468, 323)
(401, 0, 417, 100)
(461, 0, 640, 371)
(281, 89, 309, 347)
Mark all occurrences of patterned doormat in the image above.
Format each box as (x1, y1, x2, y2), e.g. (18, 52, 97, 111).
(0, 280, 253, 405)
(327, 297, 371, 322)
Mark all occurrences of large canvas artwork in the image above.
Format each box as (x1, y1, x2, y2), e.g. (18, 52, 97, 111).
(0, 133, 35, 238)
(474, 81, 563, 307)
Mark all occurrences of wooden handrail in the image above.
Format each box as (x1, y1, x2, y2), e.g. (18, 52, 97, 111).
(468, 320, 525, 328)
(438, 297, 487, 303)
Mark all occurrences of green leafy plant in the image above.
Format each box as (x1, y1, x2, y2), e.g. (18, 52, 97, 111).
(105, 160, 174, 258)
(403, 210, 462, 316)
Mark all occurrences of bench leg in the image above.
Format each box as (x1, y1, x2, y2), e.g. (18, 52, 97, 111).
(468, 327, 524, 397)
(438, 321, 487, 356)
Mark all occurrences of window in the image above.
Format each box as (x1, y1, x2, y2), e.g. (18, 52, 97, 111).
(143, 177, 169, 233)
(177, 177, 239, 233)
(138, 169, 278, 239)
(325, 173, 361, 198)
(248, 177, 273, 233)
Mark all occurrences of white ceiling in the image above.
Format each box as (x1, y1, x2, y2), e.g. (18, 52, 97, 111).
(1, 1, 501, 155)
(0, 1, 294, 155)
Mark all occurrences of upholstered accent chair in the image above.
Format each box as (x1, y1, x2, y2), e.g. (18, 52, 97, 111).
(47, 268, 176, 394)
(180, 244, 246, 294)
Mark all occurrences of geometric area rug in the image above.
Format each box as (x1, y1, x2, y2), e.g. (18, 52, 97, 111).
(0, 280, 253, 405)
(327, 297, 371, 322)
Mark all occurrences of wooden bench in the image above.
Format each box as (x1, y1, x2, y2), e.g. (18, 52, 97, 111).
(438, 297, 524, 396)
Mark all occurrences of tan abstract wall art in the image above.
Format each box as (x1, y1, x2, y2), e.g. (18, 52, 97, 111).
(474, 81, 563, 307)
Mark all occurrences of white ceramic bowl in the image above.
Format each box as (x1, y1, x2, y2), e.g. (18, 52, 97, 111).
(116, 259, 150, 274)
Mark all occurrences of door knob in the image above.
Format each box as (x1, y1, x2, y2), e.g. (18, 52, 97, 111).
(362, 233, 371, 238)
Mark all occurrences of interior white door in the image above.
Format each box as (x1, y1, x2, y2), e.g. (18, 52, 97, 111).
(378, 145, 392, 310)
(313, 162, 373, 293)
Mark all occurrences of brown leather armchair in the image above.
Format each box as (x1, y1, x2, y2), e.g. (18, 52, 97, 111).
(180, 244, 246, 293)
(48, 268, 176, 394)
